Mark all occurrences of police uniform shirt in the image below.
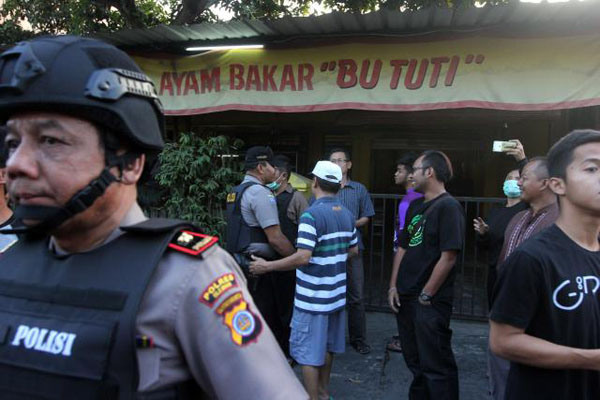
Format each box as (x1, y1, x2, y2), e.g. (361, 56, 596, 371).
(240, 174, 280, 258)
(49, 203, 308, 399)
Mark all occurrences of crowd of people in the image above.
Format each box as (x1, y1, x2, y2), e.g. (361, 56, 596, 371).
(0, 34, 598, 400)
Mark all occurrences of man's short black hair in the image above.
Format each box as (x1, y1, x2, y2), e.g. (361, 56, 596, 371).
(525, 156, 549, 180)
(329, 147, 351, 161)
(396, 152, 418, 173)
(420, 150, 453, 184)
(273, 154, 292, 176)
(316, 176, 341, 194)
(548, 129, 600, 180)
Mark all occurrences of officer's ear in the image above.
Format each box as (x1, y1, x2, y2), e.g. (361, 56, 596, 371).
(256, 162, 267, 175)
(120, 154, 145, 186)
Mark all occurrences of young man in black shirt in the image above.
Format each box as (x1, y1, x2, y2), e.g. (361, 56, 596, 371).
(388, 150, 465, 400)
(490, 129, 600, 400)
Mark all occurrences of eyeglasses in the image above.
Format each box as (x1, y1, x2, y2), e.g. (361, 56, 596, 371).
(330, 158, 348, 164)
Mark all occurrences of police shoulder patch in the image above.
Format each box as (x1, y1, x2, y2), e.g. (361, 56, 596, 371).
(199, 272, 238, 307)
(215, 292, 262, 347)
(169, 230, 219, 256)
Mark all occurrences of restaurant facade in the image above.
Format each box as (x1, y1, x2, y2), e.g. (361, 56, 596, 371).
(99, 2, 600, 317)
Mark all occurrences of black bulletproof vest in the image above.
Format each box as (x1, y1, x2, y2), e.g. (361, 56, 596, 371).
(276, 189, 298, 245)
(0, 218, 201, 400)
(225, 181, 268, 254)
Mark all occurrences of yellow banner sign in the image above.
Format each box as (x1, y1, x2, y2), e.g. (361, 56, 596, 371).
(134, 33, 600, 115)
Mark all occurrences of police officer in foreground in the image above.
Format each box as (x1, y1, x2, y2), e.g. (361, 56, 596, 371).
(0, 35, 307, 399)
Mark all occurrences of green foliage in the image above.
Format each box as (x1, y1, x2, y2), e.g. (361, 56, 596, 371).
(0, 19, 34, 44)
(0, 0, 171, 44)
(154, 132, 244, 238)
(0, 0, 513, 46)
(221, 0, 314, 20)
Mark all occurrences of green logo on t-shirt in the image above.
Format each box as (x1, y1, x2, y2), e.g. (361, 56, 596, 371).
(407, 214, 425, 247)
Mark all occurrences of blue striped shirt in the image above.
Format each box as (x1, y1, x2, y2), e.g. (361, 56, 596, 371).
(310, 180, 374, 250)
(295, 196, 358, 314)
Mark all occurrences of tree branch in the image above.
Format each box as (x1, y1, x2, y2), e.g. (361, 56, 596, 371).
(91, 0, 146, 28)
(174, 0, 212, 25)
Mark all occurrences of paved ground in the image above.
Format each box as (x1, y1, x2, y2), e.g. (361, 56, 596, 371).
(293, 311, 489, 399)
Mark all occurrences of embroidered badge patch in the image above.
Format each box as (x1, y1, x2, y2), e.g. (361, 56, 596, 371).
(226, 193, 236, 203)
(216, 292, 262, 346)
(199, 273, 238, 306)
(169, 230, 218, 256)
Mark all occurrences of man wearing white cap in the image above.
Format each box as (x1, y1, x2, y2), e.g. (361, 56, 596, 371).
(250, 160, 359, 400)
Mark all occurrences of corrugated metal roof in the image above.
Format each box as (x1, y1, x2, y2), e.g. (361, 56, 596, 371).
(94, 2, 600, 51)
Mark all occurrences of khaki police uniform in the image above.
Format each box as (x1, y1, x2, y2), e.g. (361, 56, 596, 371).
(50, 204, 308, 399)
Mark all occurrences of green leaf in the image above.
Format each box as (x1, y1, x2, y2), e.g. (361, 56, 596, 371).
(145, 132, 244, 240)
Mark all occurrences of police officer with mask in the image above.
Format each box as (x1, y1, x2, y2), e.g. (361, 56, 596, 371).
(226, 147, 295, 355)
(269, 154, 308, 357)
(0, 35, 307, 400)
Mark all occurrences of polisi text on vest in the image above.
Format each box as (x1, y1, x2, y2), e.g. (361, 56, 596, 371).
(11, 324, 77, 357)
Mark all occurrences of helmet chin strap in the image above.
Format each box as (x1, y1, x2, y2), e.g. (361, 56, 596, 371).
(1, 168, 118, 238)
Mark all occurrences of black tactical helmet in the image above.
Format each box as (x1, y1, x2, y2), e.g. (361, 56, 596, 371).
(0, 36, 165, 237)
(0, 35, 164, 151)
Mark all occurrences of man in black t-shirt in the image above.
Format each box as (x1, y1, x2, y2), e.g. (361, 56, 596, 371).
(490, 129, 600, 400)
(388, 150, 465, 400)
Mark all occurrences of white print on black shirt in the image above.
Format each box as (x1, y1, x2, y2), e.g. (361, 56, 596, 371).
(552, 275, 600, 311)
(10, 325, 77, 356)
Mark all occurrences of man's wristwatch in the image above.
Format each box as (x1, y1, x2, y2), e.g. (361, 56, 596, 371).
(418, 291, 433, 304)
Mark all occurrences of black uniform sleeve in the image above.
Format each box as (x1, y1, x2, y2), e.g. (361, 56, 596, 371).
(490, 250, 542, 329)
(438, 200, 465, 252)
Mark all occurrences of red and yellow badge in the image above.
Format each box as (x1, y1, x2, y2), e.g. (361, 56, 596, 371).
(216, 292, 262, 347)
(199, 273, 238, 306)
(169, 230, 218, 256)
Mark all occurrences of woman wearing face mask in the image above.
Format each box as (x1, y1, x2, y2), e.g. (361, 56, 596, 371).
(474, 169, 528, 308)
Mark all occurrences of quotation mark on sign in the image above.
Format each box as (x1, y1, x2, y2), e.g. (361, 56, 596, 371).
(320, 61, 337, 72)
(465, 54, 485, 64)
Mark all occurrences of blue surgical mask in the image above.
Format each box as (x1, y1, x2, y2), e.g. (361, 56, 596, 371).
(266, 181, 281, 191)
(503, 179, 521, 198)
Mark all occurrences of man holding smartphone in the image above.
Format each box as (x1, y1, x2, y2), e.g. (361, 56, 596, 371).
(490, 130, 600, 399)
